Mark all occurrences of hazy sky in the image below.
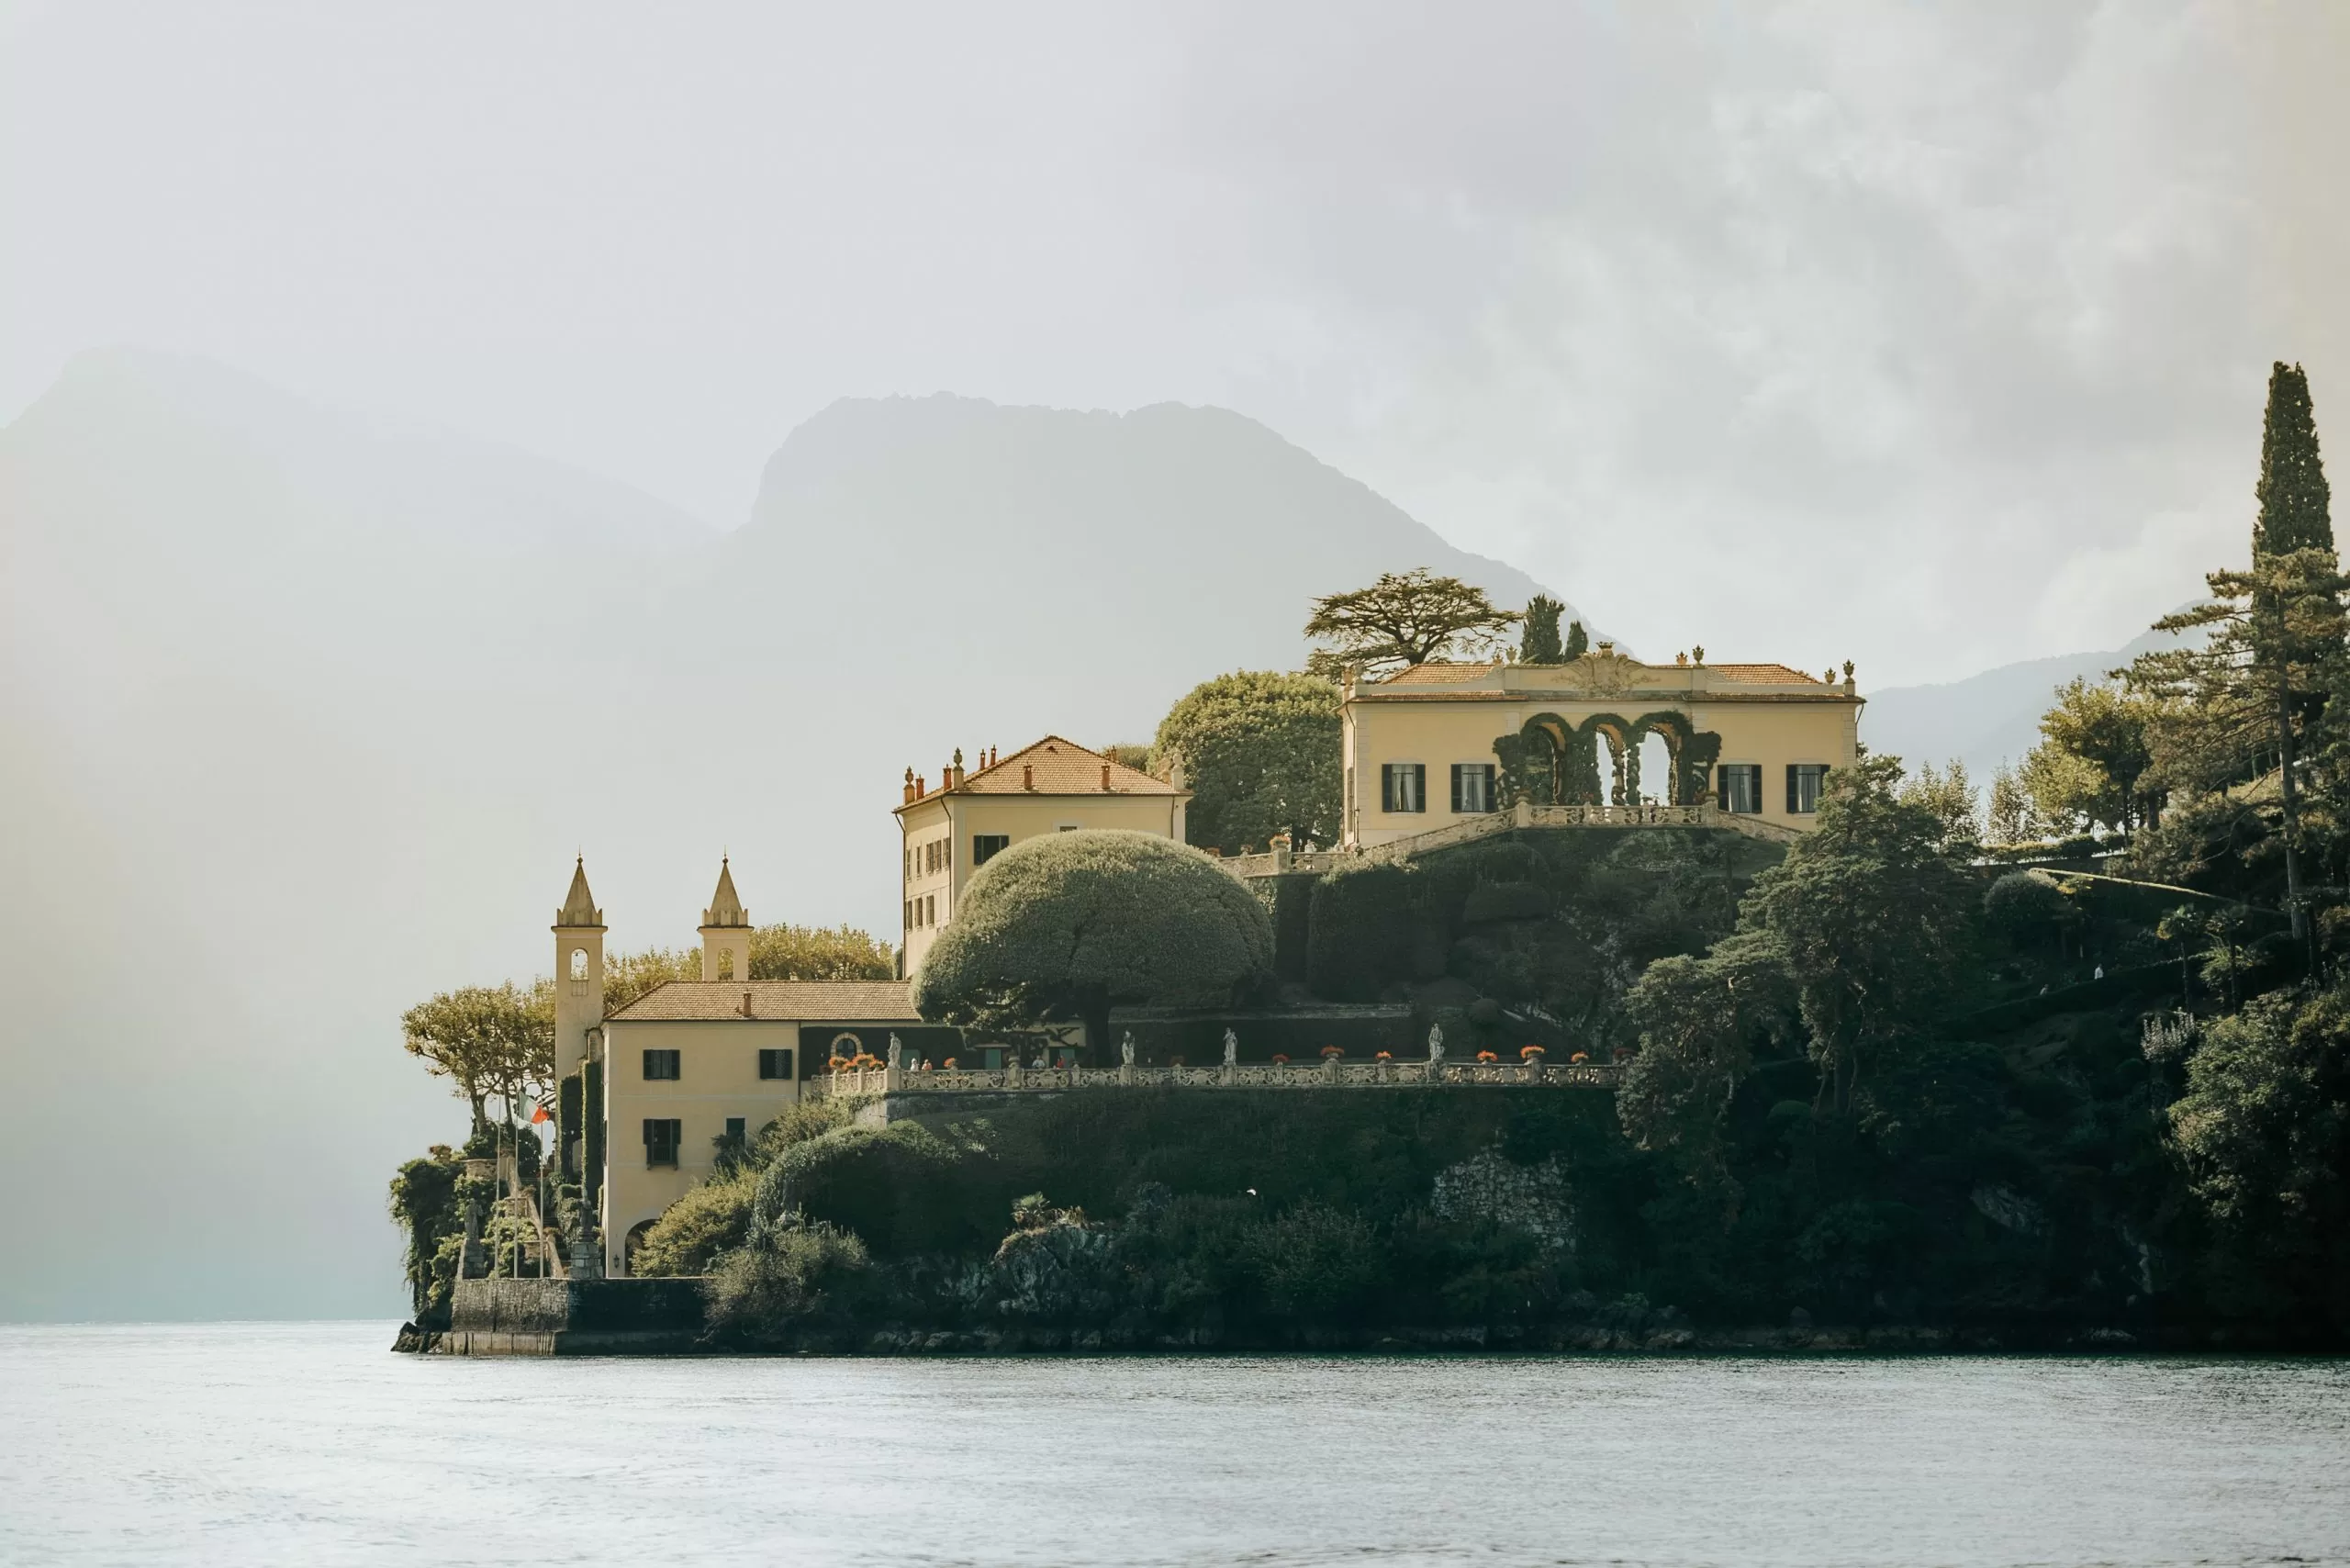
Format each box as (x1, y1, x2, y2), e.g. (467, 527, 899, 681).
(5, 1, 2344, 686)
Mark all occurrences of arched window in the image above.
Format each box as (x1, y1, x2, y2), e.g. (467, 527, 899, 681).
(716, 948, 735, 980)
(569, 947, 588, 996)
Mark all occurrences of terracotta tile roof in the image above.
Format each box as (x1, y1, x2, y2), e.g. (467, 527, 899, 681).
(607, 980, 918, 1023)
(1379, 662, 1503, 684)
(1708, 663, 1829, 684)
(901, 735, 1181, 809)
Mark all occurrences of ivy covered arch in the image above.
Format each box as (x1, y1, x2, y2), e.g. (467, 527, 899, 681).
(1492, 711, 1722, 808)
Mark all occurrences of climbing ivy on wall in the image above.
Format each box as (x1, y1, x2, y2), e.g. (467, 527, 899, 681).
(1492, 712, 1723, 810)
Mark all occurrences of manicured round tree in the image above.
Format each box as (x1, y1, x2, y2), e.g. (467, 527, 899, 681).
(911, 830, 1273, 1062)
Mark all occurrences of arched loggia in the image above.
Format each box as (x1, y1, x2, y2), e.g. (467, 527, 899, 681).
(1493, 711, 1723, 808)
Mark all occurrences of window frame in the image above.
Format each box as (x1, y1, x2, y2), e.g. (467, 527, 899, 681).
(1381, 761, 1427, 814)
(643, 1117, 682, 1167)
(973, 833, 1011, 867)
(757, 1047, 795, 1081)
(1450, 762, 1495, 814)
(1786, 763, 1830, 814)
(1718, 764, 1763, 815)
(641, 1047, 681, 1081)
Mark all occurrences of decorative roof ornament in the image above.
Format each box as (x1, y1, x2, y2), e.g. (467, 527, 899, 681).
(1564, 644, 1639, 697)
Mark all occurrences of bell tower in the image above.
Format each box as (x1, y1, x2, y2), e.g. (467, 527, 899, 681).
(553, 857, 606, 1082)
(699, 857, 752, 981)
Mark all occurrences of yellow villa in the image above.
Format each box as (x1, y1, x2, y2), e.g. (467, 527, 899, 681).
(549, 857, 944, 1277)
(1340, 644, 1862, 847)
(895, 736, 1189, 972)
(544, 645, 1858, 1276)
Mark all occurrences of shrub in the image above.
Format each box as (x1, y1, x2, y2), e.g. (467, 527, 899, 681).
(703, 1220, 872, 1341)
(913, 830, 1273, 1057)
(1984, 870, 2076, 946)
(631, 1170, 757, 1276)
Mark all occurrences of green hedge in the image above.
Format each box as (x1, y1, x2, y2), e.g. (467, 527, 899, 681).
(1306, 861, 1418, 1000)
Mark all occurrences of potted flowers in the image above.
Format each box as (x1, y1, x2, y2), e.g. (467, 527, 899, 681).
(1570, 1051, 1590, 1064)
(1476, 1050, 1499, 1064)
(1271, 1052, 1291, 1065)
(1320, 1045, 1344, 1058)
(1520, 1045, 1545, 1059)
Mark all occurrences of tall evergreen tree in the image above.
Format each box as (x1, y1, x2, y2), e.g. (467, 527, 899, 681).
(2255, 362, 2333, 557)
(1563, 620, 1590, 660)
(1519, 595, 1565, 664)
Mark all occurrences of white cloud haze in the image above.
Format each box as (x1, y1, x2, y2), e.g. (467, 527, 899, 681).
(6, 1, 2343, 685)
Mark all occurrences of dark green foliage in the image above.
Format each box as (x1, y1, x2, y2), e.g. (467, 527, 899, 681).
(387, 1145, 464, 1321)
(913, 829, 1273, 1057)
(582, 1058, 604, 1197)
(1564, 620, 1589, 661)
(2169, 988, 2350, 1325)
(1984, 871, 2076, 947)
(2255, 362, 2333, 556)
(1519, 596, 1565, 665)
(1153, 670, 1341, 853)
(1306, 860, 1418, 1000)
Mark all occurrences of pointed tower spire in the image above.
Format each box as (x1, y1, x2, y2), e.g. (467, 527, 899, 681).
(699, 857, 752, 981)
(555, 856, 603, 929)
(702, 856, 748, 928)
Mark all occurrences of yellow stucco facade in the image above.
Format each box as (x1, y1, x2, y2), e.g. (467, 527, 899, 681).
(598, 978, 923, 1276)
(895, 736, 1189, 974)
(1341, 648, 1863, 846)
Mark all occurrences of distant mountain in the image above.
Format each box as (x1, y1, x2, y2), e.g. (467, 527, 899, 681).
(0, 357, 1573, 1319)
(1862, 620, 2194, 784)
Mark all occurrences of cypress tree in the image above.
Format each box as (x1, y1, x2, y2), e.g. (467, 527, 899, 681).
(1519, 595, 1564, 664)
(2253, 362, 2332, 557)
(1564, 620, 1590, 661)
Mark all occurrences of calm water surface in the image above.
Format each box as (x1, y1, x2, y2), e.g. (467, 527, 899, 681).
(2, 1323, 2346, 1566)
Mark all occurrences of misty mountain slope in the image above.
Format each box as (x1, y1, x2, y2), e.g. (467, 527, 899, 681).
(1862, 620, 2196, 785)
(715, 394, 1575, 718)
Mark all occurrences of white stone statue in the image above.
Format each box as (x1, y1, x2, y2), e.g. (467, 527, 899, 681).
(1223, 1028, 1238, 1068)
(1121, 1032, 1136, 1068)
(1427, 1024, 1445, 1066)
(887, 1034, 903, 1070)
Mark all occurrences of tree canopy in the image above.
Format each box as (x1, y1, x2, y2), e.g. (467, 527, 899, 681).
(2018, 678, 2162, 836)
(1303, 568, 1519, 679)
(400, 982, 554, 1134)
(1519, 595, 1565, 665)
(599, 924, 896, 1014)
(1152, 670, 1340, 853)
(2255, 361, 2333, 557)
(911, 829, 1273, 1058)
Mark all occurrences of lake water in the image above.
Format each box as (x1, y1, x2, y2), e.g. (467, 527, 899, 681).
(4, 1324, 2347, 1566)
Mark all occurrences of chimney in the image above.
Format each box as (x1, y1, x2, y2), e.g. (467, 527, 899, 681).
(1023, 764, 1034, 791)
(1101, 763, 1112, 791)
(739, 989, 755, 1018)
(916, 773, 926, 797)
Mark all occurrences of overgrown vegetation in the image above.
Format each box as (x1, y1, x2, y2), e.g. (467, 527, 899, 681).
(1152, 670, 1341, 853)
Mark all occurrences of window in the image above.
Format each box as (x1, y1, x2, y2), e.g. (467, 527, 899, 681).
(974, 834, 1010, 867)
(643, 1118, 681, 1166)
(1451, 763, 1495, 814)
(758, 1047, 794, 1081)
(642, 1048, 681, 1081)
(1787, 764, 1829, 814)
(1718, 765, 1762, 814)
(1381, 762, 1427, 813)
(924, 894, 935, 925)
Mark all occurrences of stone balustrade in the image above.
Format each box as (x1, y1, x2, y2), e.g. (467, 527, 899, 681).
(1222, 799, 1801, 882)
(807, 1056, 1620, 1099)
